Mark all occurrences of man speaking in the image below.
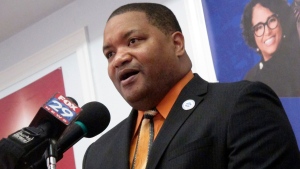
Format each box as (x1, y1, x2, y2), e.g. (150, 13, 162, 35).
(83, 3, 300, 169)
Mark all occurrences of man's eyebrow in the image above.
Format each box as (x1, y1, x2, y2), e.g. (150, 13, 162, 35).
(103, 29, 139, 52)
(103, 44, 110, 52)
(123, 29, 138, 39)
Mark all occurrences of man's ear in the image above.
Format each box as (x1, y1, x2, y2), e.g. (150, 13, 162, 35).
(171, 31, 185, 56)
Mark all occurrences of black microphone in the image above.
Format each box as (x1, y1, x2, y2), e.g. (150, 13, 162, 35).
(1, 93, 80, 168)
(29, 101, 110, 169)
(57, 101, 110, 154)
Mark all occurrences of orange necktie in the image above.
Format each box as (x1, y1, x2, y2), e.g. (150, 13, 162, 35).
(131, 110, 157, 169)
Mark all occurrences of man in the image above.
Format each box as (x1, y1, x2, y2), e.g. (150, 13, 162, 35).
(83, 3, 300, 169)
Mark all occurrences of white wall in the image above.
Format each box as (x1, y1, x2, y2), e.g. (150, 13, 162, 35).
(0, 0, 215, 168)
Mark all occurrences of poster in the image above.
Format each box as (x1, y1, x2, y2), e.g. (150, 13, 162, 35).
(202, 0, 300, 147)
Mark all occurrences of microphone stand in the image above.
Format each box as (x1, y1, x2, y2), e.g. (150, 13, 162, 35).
(46, 139, 57, 169)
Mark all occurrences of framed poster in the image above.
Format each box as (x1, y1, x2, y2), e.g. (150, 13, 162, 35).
(201, 0, 300, 147)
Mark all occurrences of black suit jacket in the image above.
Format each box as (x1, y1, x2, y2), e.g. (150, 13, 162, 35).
(83, 74, 300, 169)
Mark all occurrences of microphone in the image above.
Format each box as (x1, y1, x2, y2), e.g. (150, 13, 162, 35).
(29, 93, 81, 139)
(3, 93, 80, 168)
(29, 101, 110, 169)
(57, 101, 110, 155)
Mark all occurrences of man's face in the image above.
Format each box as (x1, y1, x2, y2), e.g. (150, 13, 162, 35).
(103, 11, 181, 110)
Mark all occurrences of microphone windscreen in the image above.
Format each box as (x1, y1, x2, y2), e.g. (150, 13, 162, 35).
(77, 101, 110, 138)
(66, 96, 78, 106)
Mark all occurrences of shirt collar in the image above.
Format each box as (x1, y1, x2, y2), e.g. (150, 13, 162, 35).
(156, 70, 194, 118)
(134, 71, 194, 133)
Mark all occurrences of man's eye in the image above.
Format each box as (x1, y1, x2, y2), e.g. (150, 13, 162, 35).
(129, 38, 138, 46)
(106, 52, 115, 59)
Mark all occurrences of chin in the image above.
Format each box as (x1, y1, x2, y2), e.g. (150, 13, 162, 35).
(127, 98, 156, 111)
(267, 49, 277, 56)
(123, 94, 142, 106)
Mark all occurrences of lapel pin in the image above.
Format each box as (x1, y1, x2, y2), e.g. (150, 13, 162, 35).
(182, 99, 195, 110)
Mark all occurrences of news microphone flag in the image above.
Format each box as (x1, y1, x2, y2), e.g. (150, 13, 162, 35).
(29, 93, 81, 139)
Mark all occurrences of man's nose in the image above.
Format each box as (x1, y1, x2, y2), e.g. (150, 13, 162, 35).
(112, 51, 132, 68)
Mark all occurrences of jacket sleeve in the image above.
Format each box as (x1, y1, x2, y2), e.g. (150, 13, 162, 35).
(227, 81, 300, 169)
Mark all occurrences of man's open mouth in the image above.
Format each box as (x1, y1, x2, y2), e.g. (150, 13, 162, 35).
(120, 70, 139, 81)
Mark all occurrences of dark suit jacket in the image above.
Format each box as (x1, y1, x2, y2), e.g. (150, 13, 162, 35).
(83, 74, 300, 169)
(244, 53, 300, 97)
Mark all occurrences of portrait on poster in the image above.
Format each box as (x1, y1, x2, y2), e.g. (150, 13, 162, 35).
(202, 0, 300, 97)
(201, 0, 300, 147)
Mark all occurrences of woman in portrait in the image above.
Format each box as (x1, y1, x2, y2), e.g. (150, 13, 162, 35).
(241, 0, 300, 97)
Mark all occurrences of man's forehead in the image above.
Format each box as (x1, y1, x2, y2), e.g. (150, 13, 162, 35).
(107, 10, 147, 22)
(104, 11, 149, 36)
(105, 11, 149, 29)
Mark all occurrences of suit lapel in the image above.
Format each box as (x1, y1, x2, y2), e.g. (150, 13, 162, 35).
(147, 74, 208, 168)
(111, 109, 137, 169)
